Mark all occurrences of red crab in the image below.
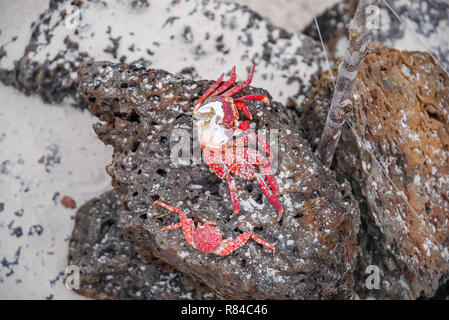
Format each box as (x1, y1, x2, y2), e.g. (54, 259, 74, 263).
(153, 200, 275, 256)
(193, 65, 284, 218)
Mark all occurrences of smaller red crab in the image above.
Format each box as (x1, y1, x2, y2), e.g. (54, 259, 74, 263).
(153, 200, 275, 256)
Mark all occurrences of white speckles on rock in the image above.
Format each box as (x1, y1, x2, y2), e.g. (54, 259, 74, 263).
(179, 251, 190, 259)
(301, 43, 449, 299)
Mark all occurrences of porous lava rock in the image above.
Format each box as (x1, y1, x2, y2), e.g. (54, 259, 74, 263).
(300, 43, 449, 299)
(79, 60, 360, 299)
(68, 190, 216, 300)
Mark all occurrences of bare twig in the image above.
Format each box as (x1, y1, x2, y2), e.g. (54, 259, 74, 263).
(316, 0, 379, 167)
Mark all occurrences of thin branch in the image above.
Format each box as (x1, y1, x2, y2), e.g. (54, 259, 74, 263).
(316, 0, 378, 167)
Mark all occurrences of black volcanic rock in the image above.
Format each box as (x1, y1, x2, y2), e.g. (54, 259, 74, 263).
(78, 60, 361, 299)
(68, 189, 216, 300)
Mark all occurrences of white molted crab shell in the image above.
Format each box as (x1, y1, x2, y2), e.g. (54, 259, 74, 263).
(193, 101, 235, 147)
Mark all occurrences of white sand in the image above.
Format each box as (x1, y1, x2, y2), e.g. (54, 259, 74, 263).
(0, 0, 49, 69)
(221, 0, 342, 32)
(0, 85, 111, 299)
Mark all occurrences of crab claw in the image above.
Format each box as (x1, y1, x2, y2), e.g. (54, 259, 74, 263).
(238, 120, 250, 131)
(261, 96, 270, 107)
(235, 95, 270, 108)
(235, 101, 253, 120)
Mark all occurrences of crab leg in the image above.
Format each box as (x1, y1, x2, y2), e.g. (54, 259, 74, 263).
(254, 172, 284, 218)
(234, 95, 270, 120)
(216, 233, 275, 256)
(221, 65, 256, 98)
(202, 149, 241, 216)
(202, 146, 228, 174)
(234, 94, 270, 107)
(242, 148, 279, 195)
(193, 73, 224, 112)
(205, 145, 282, 216)
(160, 222, 182, 230)
(232, 133, 273, 160)
(153, 201, 196, 248)
(211, 66, 237, 97)
(229, 156, 283, 215)
(235, 102, 252, 120)
(226, 152, 283, 217)
(227, 175, 240, 217)
(234, 95, 270, 122)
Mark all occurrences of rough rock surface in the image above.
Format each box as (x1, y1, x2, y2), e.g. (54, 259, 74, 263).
(300, 43, 449, 299)
(78, 60, 360, 299)
(0, 0, 325, 110)
(68, 189, 216, 300)
(304, 0, 449, 74)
